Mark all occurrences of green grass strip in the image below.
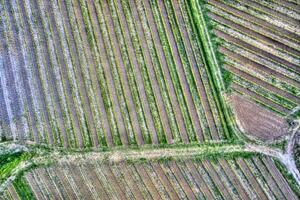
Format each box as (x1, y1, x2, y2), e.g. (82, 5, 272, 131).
(12, 176, 36, 200)
(0, 152, 32, 182)
(188, 0, 238, 140)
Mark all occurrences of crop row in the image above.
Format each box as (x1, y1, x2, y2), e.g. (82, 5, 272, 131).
(232, 75, 296, 110)
(0, 0, 229, 146)
(206, 0, 300, 118)
(4, 157, 298, 200)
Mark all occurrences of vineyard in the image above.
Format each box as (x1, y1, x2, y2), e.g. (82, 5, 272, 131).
(0, 0, 300, 199)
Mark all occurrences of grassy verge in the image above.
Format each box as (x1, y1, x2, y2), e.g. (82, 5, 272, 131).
(12, 176, 36, 200)
(187, 0, 236, 140)
(0, 151, 33, 183)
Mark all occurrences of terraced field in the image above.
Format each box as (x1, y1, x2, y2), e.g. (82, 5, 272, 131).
(0, 0, 231, 148)
(2, 157, 298, 200)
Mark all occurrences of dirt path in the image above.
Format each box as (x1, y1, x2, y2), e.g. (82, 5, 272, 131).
(244, 115, 300, 186)
(1, 120, 300, 194)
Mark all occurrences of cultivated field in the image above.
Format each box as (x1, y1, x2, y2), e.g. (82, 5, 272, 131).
(207, 0, 300, 118)
(230, 94, 290, 142)
(0, 0, 230, 148)
(1, 0, 300, 199)
(3, 157, 298, 200)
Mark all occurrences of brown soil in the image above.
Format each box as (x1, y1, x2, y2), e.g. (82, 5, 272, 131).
(236, 159, 269, 199)
(231, 83, 290, 115)
(60, 0, 99, 147)
(230, 94, 290, 142)
(158, 0, 195, 143)
(262, 157, 298, 200)
(100, 0, 130, 145)
(220, 47, 300, 89)
(173, 0, 215, 141)
(115, 0, 155, 145)
(252, 157, 286, 199)
(151, 162, 180, 199)
(144, 0, 183, 143)
(134, 164, 161, 199)
(129, 0, 169, 144)
(184, 161, 215, 199)
(217, 159, 250, 200)
(201, 161, 232, 198)
(240, 0, 300, 27)
(227, 65, 299, 106)
(168, 161, 196, 199)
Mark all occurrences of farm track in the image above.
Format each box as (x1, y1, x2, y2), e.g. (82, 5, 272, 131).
(0, 0, 227, 146)
(12, 157, 295, 200)
(208, 0, 300, 118)
(3, 139, 297, 200)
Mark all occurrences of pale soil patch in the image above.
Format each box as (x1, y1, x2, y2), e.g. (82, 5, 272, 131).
(230, 93, 289, 142)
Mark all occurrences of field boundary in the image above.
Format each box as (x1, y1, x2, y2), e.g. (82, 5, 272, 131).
(187, 0, 240, 140)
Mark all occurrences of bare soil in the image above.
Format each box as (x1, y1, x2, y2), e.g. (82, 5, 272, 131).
(230, 94, 290, 142)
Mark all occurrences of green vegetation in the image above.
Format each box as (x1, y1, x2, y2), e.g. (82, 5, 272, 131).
(0, 151, 33, 182)
(292, 110, 300, 120)
(221, 68, 233, 90)
(270, 140, 287, 151)
(12, 176, 36, 200)
(274, 160, 300, 198)
(187, 0, 237, 139)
